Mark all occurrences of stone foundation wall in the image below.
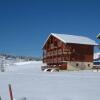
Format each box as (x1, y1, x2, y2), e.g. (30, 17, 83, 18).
(67, 61, 93, 71)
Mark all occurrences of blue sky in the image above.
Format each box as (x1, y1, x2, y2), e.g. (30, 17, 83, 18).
(0, 0, 100, 57)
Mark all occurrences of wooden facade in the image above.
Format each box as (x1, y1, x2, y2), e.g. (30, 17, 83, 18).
(42, 34, 95, 70)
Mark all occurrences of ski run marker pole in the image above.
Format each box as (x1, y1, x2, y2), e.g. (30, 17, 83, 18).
(8, 84, 14, 100)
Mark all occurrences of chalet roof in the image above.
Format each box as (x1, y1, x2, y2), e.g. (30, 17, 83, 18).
(51, 33, 98, 45)
(97, 33, 100, 39)
(43, 33, 98, 48)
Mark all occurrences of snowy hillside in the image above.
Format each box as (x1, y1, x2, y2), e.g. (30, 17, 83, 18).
(0, 61, 100, 100)
(0, 53, 41, 68)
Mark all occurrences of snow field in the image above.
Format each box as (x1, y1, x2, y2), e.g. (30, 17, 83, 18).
(0, 61, 100, 100)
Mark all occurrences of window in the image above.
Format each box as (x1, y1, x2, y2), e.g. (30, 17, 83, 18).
(53, 50, 57, 56)
(54, 41, 57, 46)
(58, 49, 62, 55)
(58, 41, 62, 47)
(88, 64, 90, 67)
(50, 44, 54, 49)
(76, 63, 79, 66)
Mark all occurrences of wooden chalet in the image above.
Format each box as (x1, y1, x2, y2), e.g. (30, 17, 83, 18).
(42, 33, 98, 71)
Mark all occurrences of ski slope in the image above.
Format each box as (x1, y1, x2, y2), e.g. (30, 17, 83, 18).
(0, 61, 100, 100)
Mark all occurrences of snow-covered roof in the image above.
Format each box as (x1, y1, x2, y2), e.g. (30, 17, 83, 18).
(43, 33, 98, 48)
(51, 33, 98, 45)
(43, 33, 98, 47)
(96, 33, 100, 39)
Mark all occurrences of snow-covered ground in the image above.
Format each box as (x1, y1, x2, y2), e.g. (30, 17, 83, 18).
(0, 61, 100, 100)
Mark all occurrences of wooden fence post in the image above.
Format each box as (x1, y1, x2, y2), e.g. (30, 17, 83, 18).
(8, 84, 13, 100)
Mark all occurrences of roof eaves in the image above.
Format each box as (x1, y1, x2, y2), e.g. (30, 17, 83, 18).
(51, 33, 66, 43)
(42, 34, 51, 49)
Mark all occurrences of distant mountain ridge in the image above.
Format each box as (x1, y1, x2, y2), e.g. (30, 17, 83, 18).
(0, 53, 41, 61)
